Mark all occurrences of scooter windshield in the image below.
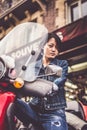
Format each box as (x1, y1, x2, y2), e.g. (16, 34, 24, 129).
(0, 22, 48, 81)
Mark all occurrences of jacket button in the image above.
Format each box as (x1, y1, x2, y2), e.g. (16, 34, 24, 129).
(47, 105, 50, 108)
(44, 97, 47, 100)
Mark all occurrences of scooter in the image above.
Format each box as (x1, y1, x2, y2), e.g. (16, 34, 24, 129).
(0, 22, 62, 130)
(0, 22, 47, 130)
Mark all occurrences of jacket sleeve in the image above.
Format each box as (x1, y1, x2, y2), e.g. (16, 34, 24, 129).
(54, 60, 68, 87)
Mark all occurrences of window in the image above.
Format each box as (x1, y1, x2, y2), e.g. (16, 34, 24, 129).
(71, 3, 79, 21)
(81, 0, 87, 17)
(67, 0, 87, 22)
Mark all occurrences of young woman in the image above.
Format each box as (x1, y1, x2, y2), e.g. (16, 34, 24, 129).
(28, 32, 68, 130)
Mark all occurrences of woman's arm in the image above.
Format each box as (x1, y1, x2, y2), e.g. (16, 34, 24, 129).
(54, 60, 68, 87)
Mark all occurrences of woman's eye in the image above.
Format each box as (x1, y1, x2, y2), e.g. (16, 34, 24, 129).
(48, 44, 53, 48)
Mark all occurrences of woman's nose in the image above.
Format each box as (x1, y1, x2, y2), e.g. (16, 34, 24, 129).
(52, 47, 56, 51)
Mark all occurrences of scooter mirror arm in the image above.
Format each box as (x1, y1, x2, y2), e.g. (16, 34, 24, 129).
(37, 72, 57, 78)
(19, 50, 35, 77)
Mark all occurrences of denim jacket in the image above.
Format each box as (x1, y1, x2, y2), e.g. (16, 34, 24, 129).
(31, 58, 68, 111)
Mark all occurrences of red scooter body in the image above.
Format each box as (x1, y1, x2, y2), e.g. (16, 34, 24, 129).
(0, 91, 15, 130)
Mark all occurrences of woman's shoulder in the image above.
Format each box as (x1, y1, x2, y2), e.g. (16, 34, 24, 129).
(56, 58, 68, 65)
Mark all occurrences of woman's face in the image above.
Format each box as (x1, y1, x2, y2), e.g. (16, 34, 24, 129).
(43, 37, 59, 59)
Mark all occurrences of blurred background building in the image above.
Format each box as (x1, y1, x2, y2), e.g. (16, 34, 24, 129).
(0, 0, 87, 101)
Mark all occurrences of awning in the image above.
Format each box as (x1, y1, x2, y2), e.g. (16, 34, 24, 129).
(54, 16, 87, 43)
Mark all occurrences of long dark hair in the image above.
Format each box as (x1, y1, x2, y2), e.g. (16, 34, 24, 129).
(47, 33, 62, 52)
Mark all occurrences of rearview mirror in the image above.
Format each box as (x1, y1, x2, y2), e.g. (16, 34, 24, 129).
(45, 64, 62, 77)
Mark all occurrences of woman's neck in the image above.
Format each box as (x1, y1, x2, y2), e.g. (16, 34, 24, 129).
(42, 56, 51, 67)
